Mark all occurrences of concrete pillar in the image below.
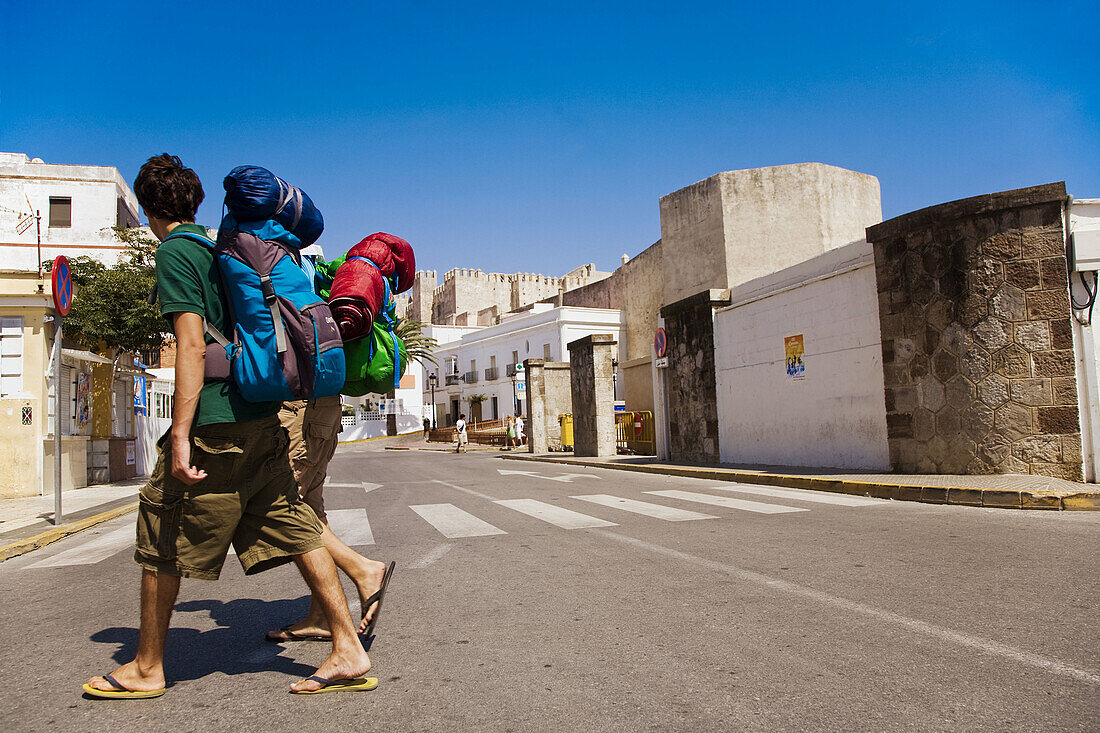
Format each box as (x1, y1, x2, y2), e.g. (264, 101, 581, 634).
(568, 334, 617, 457)
(524, 359, 573, 453)
(659, 289, 731, 464)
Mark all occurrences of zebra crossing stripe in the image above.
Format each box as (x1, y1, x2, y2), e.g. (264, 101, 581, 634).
(645, 490, 808, 515)
(411, 503, 507, 538)
(709, 484, 886, 507)
(571, 494, 719, 521)
(326, 509, 375, 546)
(26, 524, 134, 569)
(493, 499, 617, 529)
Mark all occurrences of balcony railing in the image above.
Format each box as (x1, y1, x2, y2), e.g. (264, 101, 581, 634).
(464, 371, 479, 384)
(484, 367, 499, 381)
(506, 364, 518, 377)
(445, 374, 461, 386)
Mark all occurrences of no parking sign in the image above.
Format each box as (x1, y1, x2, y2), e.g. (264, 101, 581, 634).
(52, 256, 72, 316)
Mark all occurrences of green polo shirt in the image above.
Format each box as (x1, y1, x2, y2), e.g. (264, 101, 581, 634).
(155, 223, 279, 426)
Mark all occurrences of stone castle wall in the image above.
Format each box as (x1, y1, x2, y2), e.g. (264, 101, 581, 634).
(867, 182, 1082, 479)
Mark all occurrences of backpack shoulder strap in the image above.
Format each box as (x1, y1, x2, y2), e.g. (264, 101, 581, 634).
(157, 230, 232, 347)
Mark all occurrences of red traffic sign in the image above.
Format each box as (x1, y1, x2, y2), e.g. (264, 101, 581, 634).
(52, 255, 72, 316)
(654, 327, 667, 358)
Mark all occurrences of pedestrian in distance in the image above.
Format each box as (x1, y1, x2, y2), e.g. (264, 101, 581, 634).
(514, 412, 526, 448)
(504, 414, 515, 450)
(456, 413, 469, 453)
(423, 416, 431, 440)
(265, 395, 394, 649)
(83, 154, 372, 700)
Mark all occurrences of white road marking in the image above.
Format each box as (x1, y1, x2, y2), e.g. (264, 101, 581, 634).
(432, 480, 497, 501)
(594, 529, 1100, 687)
(497, 469, 600, 483)
(324, 479, 381, 492)
(326, 509, 375, 546)
(26, 524, 134, 568)
(409, 543, 455, 569)
(645, 490, 808, 515)
(710, 484, 886, 507)
(572, 494, 719, 521)
(411, 504, 507, 538)
(494, 499, 617, 529)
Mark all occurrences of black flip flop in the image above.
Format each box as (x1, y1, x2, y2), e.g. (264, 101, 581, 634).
(360, 561, 396, 650)
(266, 626, 332, 643)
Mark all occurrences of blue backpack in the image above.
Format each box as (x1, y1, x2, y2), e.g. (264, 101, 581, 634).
(164, 222, 345, 402)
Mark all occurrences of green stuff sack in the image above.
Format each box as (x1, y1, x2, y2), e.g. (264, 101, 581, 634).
(343, 318, 408, 396)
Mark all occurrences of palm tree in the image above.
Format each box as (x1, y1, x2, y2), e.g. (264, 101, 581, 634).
(395, 319, 439, 366)
(385, 319, 439, 435)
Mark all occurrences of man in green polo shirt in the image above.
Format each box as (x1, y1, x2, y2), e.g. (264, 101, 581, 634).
(84, 154, 373, 699)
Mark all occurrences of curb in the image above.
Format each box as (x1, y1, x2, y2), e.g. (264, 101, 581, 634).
(0, 501, 139, 563)
(500, 455, 1100, 511)
(339, 434, 405, 445)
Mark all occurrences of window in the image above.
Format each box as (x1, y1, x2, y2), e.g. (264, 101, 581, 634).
(0, 317, 24, 396)
(490, 355, 496, 369)
(49, 197, 71, 228)
(543, 343, 552, 360)
(511, 350, 518, 368)
(117, 197, 138, 228)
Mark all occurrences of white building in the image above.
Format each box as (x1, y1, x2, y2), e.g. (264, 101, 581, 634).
(422, 303, 623, 426)
(0, 153, 146, 498)
(0, 152, 140, 271)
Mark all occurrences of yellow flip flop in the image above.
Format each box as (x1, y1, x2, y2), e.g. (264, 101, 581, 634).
(290, 675, 379, 694)
(82, 673, 166, 700)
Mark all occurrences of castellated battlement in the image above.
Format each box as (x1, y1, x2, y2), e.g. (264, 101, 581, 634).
(414, 262, 611, 325)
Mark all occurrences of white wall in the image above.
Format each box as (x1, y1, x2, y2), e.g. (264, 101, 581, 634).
(713, 240, 889, 470)
(0, 152, 140, 271)
(1068, 198, 1100, 482)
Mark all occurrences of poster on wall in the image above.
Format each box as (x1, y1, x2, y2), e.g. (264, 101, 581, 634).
(785, 334, 806, 380)
(134, 375, 148, 415)
(76, 372, 92, 429)
(126, 440, 136, 466)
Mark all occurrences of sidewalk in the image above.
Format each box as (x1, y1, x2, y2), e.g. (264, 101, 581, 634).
(500, 453, 1100, 511)
(0, 478, 145, 561)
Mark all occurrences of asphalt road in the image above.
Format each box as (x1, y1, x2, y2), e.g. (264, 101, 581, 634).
(1, 443, 1097, 732)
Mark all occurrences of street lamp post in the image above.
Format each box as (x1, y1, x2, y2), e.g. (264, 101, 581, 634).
(428, 372, 438, 429)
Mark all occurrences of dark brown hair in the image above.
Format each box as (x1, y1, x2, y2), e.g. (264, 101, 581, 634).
(134, 153, 204, 222)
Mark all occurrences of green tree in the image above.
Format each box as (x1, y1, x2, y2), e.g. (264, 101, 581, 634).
(44, 227, 166, 357)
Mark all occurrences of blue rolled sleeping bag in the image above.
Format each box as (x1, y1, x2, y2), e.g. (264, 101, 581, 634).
(223, 166, 325, 247)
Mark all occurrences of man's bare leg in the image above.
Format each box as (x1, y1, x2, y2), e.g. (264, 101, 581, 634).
(270, 524, 387, 637)
(86, 569, 179, 692)
(289, 547, 371, 692)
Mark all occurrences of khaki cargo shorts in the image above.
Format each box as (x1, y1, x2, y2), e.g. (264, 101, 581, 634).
(134, 415, 325, 581)
(278, 395, 342, 523)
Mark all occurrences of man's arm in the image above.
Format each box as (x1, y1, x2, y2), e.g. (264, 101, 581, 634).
(171, 311, 207, 484)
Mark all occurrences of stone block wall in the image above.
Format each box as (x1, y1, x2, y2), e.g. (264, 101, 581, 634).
(867, 182, 1082, 480)
(568, 335, 617, 457)
(524, 359, 572, 452)
(660, 290, 731, 464)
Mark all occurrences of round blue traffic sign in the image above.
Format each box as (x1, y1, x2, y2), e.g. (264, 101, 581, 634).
(52, 255, 72, 316)
(654, 327, 667, 358)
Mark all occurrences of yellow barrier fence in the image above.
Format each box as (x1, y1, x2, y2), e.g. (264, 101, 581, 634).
(616, 411, 656, 455)
(557, 411, 655, 455)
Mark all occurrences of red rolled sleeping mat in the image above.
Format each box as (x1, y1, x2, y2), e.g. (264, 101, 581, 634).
(366, 232, 415, 294)
(328, 260, 387, 342)
(328, 232, 417, 340)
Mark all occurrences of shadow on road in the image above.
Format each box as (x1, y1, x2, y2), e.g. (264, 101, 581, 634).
(89, 596, 317, 682)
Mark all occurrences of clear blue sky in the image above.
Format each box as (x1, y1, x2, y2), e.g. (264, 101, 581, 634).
(3, 1, 1097, 275)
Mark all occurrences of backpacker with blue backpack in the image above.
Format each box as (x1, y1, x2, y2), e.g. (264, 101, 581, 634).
(160, 166, 345, 402)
